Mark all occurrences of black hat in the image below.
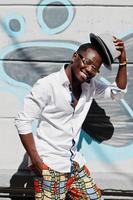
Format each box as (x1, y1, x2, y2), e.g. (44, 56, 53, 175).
(90, 33, 121, 70)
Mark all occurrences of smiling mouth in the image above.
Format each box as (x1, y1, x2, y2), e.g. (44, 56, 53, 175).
(80, 68, 95, 81)
(80, 69, 89, 79)
(80, 71, 87, 79)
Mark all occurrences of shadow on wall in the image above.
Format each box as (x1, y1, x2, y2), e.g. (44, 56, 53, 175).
(9, 154, 35, 200)
(81, 98, 114, 145)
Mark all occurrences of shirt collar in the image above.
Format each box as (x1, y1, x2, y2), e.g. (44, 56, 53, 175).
(59, 65, 70, 87)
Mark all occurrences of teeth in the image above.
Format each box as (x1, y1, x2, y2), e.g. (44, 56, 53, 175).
(81, 71, 87, 79)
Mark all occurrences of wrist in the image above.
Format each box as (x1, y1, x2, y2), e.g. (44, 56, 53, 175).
(119, 58, 128, 67)
(30, 152, 42, 164)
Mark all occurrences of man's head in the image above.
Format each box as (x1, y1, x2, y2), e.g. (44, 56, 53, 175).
(70, 43, 103, 83)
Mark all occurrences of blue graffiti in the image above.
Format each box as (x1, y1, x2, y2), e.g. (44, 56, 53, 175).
(3, 13, 26, 38)
(0, 2, 133, 166)
(37, 0, 74, 34)
(79, 130, 133, 162)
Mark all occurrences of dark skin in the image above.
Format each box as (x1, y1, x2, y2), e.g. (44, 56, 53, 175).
(65, 48, 102, 107)
(19, 37, 127, 176)
(113, 36, 127, 89)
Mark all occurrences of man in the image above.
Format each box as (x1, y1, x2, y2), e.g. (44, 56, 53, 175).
(15, 35, 127, 200)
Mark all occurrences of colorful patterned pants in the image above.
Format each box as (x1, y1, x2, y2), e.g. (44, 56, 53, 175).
(34, 162, 103, 200)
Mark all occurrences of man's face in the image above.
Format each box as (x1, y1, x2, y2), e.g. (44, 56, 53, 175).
(71, 48, 102, 83)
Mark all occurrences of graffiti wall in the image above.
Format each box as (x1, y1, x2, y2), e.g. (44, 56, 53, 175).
(0, 0, 133, 191)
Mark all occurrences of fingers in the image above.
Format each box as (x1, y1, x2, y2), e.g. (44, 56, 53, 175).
(32, 160, 45, 176)
(113, 36, 127, 62)
(115, 41, 124, 50)
(113, 36, 124, 51)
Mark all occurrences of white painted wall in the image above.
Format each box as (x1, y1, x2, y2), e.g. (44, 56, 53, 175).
(0, 0, 133, 190)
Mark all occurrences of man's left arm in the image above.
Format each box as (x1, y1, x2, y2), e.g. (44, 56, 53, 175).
(94, 38, 127, 100)
(114, 37, 127, 90)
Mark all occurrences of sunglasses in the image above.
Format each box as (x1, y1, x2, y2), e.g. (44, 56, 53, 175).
(78, 53, 100, 74)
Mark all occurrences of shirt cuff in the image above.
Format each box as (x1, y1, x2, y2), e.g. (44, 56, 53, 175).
(104, 82, 127, 100)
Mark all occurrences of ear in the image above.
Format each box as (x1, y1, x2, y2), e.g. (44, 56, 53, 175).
(73, 52, 77, 57)
(70, 52, 78, 64)
(70, 52, 76, 64)
(72, 52, 78, 60)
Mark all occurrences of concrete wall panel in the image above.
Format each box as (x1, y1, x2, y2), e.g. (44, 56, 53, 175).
(0, 0, 133, 191)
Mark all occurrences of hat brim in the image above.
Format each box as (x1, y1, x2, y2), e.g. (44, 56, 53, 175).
(90, 33, 112, 70)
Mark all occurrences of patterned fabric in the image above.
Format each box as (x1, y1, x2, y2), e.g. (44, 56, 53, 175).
(34, 162, 103, 200)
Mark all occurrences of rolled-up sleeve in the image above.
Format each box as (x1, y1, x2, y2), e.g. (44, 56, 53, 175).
(94, 79, 127, 100)
(104, 82, 127, 100)
(15, 79, 50, 134)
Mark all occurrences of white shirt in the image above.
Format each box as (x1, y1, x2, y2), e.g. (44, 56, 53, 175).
(15, 66, 127, 173)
